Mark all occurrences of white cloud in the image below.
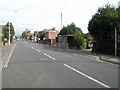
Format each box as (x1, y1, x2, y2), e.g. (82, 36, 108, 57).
(0, 0, 119, 36)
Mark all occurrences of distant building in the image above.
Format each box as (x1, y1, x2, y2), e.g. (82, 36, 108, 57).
(43, 27, 59, 45)
(0, 25, 4, 37)
(0, 25, 5, 46)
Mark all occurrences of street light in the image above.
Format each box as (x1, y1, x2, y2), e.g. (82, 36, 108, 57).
(115, 27, 117, 56)
(61, 13, 63, 29)
(8, 22, 10, 45)
(8, 10, 17, 45)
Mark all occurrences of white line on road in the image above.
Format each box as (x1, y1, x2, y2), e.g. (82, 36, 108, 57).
(73, 53, 78, 56)
(64, 64, 110, 88)
(73, 53, 82, 56)
(43, 53, 56, 60)
(31, 47, 35, 49)
(36, 49, 41, 52)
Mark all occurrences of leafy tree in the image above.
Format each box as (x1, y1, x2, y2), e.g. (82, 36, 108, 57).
(84, 33, 93, 41)
(21, 29, 31, 39)
(88, 4, 120, 56)
(116, 6, 120, 56)
(38, 31, 47, 40)
(74, 29, 86, 49)
(2, 22, 15, 42)
(59, 23, 86, 49)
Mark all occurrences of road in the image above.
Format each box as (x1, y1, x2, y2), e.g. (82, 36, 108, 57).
(2, 40, 119, 88)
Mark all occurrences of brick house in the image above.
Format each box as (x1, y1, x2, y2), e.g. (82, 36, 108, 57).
(0, 25, 5, 46)
(43, 27, 59, 45)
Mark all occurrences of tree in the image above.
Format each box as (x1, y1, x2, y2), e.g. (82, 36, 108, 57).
(2, 22, 15, 42)
(21, 29, 31, 39)
(116, 6, 120, 56)
(59, 23, 86, 49)
(84, 33, 93, 41)
(38, 31, 47, 40)
(88, 4, 120, 56)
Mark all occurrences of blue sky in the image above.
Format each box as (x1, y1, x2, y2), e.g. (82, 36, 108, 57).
(0, 0, 119, 36)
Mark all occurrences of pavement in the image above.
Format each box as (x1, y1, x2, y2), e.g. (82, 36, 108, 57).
(98, 54, 120, 65)
(2, 42, 16, 67)
(70, 49, 120, 65)
(53, 45, 120, 65)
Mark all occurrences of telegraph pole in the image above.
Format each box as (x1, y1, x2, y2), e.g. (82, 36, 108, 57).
(61, 0, 65, 29)
(8, 22, 10, 45)
(115, 27, 117, 56)
(61, 13, 63, 29)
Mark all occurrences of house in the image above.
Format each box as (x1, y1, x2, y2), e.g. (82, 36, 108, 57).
(0, 25, 5, 46)
(43, 27, 59, 45)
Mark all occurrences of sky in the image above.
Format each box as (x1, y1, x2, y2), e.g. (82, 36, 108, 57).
(0, 0, 119, 36)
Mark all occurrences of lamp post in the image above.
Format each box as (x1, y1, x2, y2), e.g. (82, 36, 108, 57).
(61, 13, 63, 29)
(8, 10, 18, 45)
(8, 22, 10, 45)
(115, 27, 117, 56)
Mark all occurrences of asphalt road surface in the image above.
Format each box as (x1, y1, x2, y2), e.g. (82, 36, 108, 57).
(2, 40, 119, 88)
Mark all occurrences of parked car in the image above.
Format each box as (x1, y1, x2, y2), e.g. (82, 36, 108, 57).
(86, 41, 93, 49)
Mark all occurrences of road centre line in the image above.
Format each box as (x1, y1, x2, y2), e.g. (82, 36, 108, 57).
(73, 53, 78, 55)
(36, 49, 41, 52)
(31, 47, 35, 49)
(43, 53, 56, 60)
(64, 64, 110, 88)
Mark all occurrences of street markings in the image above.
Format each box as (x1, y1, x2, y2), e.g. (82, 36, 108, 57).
(43, 53, 56, 60)
(31, 47, 35, 49)
(73, 53, 78, 56)
(3, 43, 17, 68)
(64, 64, 110, 88)
(36, 49, 41, 52)
(39, 58, 49, 61)
(65, 55, 71, 57)
(29, 45, 55, 60)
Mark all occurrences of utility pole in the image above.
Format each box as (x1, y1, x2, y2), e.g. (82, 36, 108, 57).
(61, 13, 63, 29)
(8, 22, 10, 45)
(115, 27, 117, 56)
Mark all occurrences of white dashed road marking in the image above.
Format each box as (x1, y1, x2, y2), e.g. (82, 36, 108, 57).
(64, 64, 110, 88)
(31, 47, 35, 49)
(36, 49, 41, 52)
(43, 53, 56, 60)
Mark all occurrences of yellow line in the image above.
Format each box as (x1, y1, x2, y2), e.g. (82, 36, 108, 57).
(88, 55, 103, 62)
(3, 43, 16, 68)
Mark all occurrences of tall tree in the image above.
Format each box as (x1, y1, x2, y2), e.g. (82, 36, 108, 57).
(116, 6, 120, 56)
(21, 29, 31, 39)
(88, 4, 120, 56)
(2, 22, 15, 41)
(59, 23, 86, 49)
(84, 33, 93, 41)
(38, 31, 47, 40)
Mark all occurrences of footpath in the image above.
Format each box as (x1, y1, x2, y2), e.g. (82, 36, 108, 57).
(67, 48, 120, 65)
(2, 42, 16, 67)
(42, 43, 120, 65)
